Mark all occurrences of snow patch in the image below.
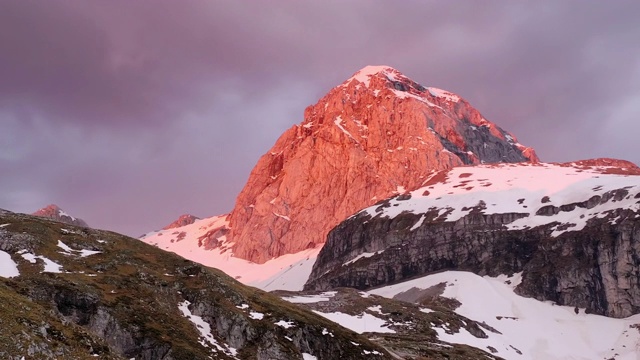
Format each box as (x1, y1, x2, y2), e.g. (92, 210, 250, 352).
(0, 250, 20, 278)
(140, 215, 320, 291)
(249, 311, 264, 320)
(370, 271, 640, 360)
(57, 240, 101, 257)
(428, 87, 460, 102)
(178, 300, 237, 357)
(312, 311, 395, 334)
(344, 251, 383, 266)
(19, 251, 63, 273)
(282, 291, 337, 304)
(274, 320, 295, 329)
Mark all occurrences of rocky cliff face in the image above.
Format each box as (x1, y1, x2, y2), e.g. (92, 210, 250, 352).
(0, 210, 390, 359)
(32, 204, 89, 227)
(228, 65, 538, 263)
(304, 160, 640, 318)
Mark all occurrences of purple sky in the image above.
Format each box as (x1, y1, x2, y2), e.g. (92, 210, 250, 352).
(1, 1, 639, 237)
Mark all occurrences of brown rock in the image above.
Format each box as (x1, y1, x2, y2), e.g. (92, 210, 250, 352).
(228, 66, 538, 263)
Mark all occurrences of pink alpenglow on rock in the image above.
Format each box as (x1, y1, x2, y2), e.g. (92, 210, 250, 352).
(163, 214, 201, 230)
(227, 65, 538, 263)
(32, 204, 89, 227)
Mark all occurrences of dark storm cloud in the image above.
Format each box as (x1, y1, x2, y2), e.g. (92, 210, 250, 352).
(1, 1, 639, 236)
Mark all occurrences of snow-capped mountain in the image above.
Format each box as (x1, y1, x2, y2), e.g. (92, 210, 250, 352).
(31, 204, 89, 227)
(138, 66, 640, 358)
(142, 64, 539, 289)
(227, 65, 537, 263)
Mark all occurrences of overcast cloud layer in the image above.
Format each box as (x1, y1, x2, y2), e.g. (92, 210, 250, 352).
(1, 1, 639, 236)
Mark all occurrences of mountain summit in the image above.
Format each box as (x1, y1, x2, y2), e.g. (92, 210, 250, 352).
(227, 65, 538, 263)
(31, 204, 88, 227)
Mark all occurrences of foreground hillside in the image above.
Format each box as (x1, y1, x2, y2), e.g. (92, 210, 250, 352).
(0, 210, 389, 360)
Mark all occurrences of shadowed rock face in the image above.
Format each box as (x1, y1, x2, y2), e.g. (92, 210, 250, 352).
(227, 66, 537, 263)
(32, 204, 89, 227)
(304, 162, 640, 318)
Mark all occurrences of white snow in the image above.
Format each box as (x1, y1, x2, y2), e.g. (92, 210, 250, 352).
(360, 162, 640, 238)
(344, 251, 383, 266)
(140, 215, 320, 291)
(0, 250, 20, 278)
(0, 223, 10, 228)
(282, 291, 337, 304)
(249, 311, 264, 320)
(178, 300, 237, 357)
(19, 252, 63, 273)
(347, 65, 398, 87)
(57, 240, 101, 257)
(302, 353, 317, 360)
(369, 270, 640, 360)
(334, 116, 359, 143)
(274, 320, 295, 329)
(312, 311, 395, 334)
(428, 87, 461, 102)
(58, 209, 76, 221)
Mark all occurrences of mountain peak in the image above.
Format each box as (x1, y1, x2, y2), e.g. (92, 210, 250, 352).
(226, 66, 538, 263)
(32, 204, 88, 227)
(346, 65, 403, 87)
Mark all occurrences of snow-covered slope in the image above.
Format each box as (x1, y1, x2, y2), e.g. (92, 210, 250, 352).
(369, 271, 640, 360)
(140, 215, 318, 291)
(360, 159, 640, 237)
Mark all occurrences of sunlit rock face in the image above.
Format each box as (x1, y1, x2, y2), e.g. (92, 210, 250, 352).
(32, 204, 89, 227)
(228, 65, 538, 263)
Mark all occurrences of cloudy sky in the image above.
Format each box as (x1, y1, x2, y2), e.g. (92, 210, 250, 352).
(1, 1, 639, 236)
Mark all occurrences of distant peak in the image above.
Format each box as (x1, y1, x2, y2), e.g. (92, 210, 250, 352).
(355, 65, 401, 76)
(41, 204, 61, 211)
(32, 204, 88, 227)
(163, 214, 200, 230)
(343, 66, 462, 104)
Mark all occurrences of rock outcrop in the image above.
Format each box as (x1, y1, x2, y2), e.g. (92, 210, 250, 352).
(31, 204, 88, 227)
(304, 161, 640, 318)
(228, 65, 538, 263)
(162, 214, 200, 230)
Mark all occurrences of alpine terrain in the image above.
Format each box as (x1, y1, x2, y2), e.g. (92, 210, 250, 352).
(142, 65, 538, 288)
(18, 65, 637, 359)
(0, 210, 396, 359)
